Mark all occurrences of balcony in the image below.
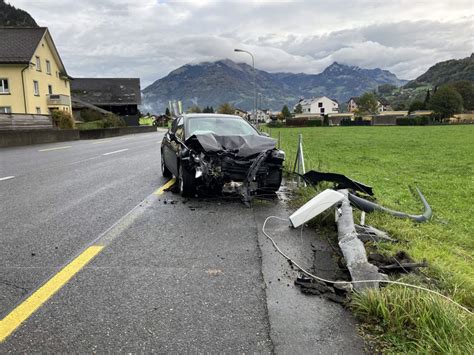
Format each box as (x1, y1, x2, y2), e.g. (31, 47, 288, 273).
(47, 94, 70, 106)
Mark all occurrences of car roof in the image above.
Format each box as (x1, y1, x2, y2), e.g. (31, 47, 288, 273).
(182, 113, 243, 120)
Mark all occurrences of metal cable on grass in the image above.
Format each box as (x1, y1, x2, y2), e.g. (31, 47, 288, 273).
(262, 215, 473, 315)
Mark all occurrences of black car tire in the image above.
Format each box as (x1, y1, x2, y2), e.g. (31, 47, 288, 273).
(161, 152, 172, 178)
(178, 163, 195, 197)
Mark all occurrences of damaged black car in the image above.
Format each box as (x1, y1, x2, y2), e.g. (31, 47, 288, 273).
(161, 114, 285, 202)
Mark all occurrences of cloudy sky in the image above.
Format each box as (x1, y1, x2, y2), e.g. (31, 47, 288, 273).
(11, 0, 474, 87)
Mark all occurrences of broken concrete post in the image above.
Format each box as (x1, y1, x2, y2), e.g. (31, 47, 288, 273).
(337, 190, 387, 291)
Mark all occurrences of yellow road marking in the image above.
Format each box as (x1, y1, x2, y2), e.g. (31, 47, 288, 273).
(0, 246, 103, 343)
(153, 178, 175, 195)
(38, 146, 72, 152)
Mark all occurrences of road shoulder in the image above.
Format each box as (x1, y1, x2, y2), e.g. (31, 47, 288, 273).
(253, 198, 365, 354)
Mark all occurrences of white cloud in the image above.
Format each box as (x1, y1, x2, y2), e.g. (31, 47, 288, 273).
(10, 0, 474, 86)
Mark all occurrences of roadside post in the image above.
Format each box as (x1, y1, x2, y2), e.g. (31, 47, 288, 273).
(293, 133, 306, 187)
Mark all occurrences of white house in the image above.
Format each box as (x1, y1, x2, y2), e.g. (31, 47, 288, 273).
(295, 96, 339, 115)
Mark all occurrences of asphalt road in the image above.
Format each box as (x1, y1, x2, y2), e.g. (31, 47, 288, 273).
(0, 132, 364, 353)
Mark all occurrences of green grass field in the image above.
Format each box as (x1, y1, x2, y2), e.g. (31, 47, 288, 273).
(265, 125, 473, 353)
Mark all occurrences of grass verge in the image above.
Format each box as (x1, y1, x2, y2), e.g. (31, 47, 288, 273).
(266, 125, 473, 352)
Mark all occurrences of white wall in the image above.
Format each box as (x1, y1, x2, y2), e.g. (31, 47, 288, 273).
(300, 96, 338, 115)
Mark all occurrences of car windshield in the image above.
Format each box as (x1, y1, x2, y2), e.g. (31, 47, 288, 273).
(187, 116, 258, 138)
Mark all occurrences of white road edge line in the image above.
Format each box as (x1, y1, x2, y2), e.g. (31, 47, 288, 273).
(92, 139, 113, 145)
(102, 148, 129, 156)
(38, 146, 72, 152)
(0, 176, 15, 181)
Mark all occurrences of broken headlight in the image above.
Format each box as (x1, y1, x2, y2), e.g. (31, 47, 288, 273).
(271, 149, 285, 161)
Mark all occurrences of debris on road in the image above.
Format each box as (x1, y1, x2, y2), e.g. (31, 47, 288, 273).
(265, 170, 433, 292)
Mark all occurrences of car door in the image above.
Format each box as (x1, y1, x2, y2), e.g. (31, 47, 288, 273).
(164, 116, 184, 176)
(163, 117, 179, 176)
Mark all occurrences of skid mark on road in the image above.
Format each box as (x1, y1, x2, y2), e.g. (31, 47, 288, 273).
(38, 146, 72, 152)
(0, 176, 15, 182)
(0, 246, 103, 342)
(0, 179, 174, 343)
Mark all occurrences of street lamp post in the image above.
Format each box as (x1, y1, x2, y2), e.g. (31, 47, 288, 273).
(234, 48, 256, 125)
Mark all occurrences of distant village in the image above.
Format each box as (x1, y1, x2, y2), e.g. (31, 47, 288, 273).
(0, 26, 472, 133)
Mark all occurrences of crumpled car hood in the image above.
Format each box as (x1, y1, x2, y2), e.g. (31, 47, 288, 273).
(186, 133, 277, 157)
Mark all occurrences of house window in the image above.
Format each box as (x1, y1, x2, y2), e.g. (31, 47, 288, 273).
(48, 85, 53, 95)
(46, 60, 51, 75)
(35, 56, 41, 71)
(318, 102, 323, 108)
(36, 107, 41, 114)
(320, 108, 325, 114)
(33, 80, 39, 96)
(0, 106, 12, 113)
(64, 80, 67, 88)
(0, 79, 9, 93)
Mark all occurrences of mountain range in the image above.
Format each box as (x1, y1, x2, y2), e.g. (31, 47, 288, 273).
(142, 60, 408, 113)
(0, 0, 38, 27)
(404, 54, 474, 88)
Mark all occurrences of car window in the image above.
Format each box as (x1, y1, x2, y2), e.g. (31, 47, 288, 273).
(175, 119, 184, 140)
(170, 117, 179, 134)
(187, 116, 258, 138)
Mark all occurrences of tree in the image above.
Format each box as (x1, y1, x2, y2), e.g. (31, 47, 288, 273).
(217, 102, 235, 114)
(428, 86, 463, 121)
(424, 89, 431, 107)
(188, 105, 201, 113)
(356, 92, 379, 114)
(294, 103, 303, 114)
(281, 105, 292, 119)
(394, 103, 406, 111)
(165, 108, 171, 117)
(408, 100, 426, 114)
(203, 106, 215, 113)
(449, 81, 474, 110)
(378, 84, 397, 95)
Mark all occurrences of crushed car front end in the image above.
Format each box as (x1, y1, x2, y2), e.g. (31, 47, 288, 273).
(182, 133, 285, 202)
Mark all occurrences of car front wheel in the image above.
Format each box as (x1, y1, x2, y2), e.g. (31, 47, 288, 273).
(178, 163, 195, 197)
(161, 152, 172, 178)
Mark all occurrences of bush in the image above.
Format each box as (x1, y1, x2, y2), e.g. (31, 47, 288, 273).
(51, 110, 75, 129)
(286, 118, 323, 127)
(307, 119, 322, 127)
(80, 109, 103, 122)
(268, 120, 284, 128)
(340, 118, 371, 126)
(396, 116, 431, 126)
(103, 113, 125, 128)
(77, 120, 105, 130)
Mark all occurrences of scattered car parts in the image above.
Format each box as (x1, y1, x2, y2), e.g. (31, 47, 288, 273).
(303, 170, 374, 196)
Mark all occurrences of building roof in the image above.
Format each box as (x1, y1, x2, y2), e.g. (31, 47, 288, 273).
(71, 78, 141, 106)
(0, 27, 69, 77)
(0, 27, 47, 64)
(298, 96, 338, 107)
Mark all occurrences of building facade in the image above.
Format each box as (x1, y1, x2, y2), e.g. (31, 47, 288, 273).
(0, 27, 71, 115)
(296, 96, 339, 115)
(71, 78, 141, 123)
